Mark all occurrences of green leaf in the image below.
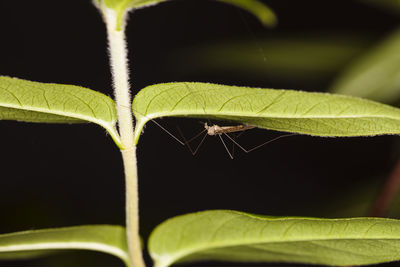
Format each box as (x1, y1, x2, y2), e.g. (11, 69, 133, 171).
(149, 210, 400, 267)
(132, 82, 400, 144)
(0, 225, 129, 266)
(94, 0, 276, 31)
(331, 29, 400, 104)
(0, 76, 122, 148)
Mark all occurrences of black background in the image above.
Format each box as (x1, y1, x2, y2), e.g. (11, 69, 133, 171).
(0, 0, 400, 266)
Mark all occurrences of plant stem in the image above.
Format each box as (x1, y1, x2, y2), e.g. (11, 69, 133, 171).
(121, 148, 144, 267)
(104, 8, 145, 267)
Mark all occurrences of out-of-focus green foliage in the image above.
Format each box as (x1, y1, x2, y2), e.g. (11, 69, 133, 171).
(217, 0, 277, 27)
(359, 0, 400, 13)
(94, 0, 276, 30)
(175, 35, 370, 83)
(319, 176, 400, 219)
(318, 180, 379, 218)
(332, 29, 400, 104)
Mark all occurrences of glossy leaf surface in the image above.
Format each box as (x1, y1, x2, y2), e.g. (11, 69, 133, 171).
(149, 210, 400, 267)
(0, 225, 129, 266)
(332, 29, 400, 104)
(0, 76, 121, 147)
(132, 82, 400, 144)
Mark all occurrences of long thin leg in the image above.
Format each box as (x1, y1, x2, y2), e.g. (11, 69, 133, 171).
(231, 133, 236, 158)
(231, 129, 248, 157)
(177, 127, 208, 155)
(129, 103, 185, 146)
(186, 128, 208, 144)
(150, 120, 185, 146)
(223, 133, 298, 153)
(218, 134, 234, 159)
(192, 132, 208, 155)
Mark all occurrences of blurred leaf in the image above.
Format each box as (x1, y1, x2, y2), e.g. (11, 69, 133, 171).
(133, 82, 400, 144)
(332, 29, 400, 104)
(174, 35, 370, 83)
(94, 0, 276, 30)
(0, 225, 129, 266)
(318, 179, 380, 218)
(358, 0, 400, 13)
(216, 0, 276, 27)
(318, 176, 400, 219)
(0, 76, 121, 148)
(386, 187, 400, 217)
(149, 210, 400, 267)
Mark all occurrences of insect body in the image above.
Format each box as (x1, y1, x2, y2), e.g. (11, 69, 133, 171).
(177, 122, 295, 159)
(128, 101, 295, 159)
(205, 123, 255, 136)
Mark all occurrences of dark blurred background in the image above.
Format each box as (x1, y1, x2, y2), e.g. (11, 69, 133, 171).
(1, 0, 400, 266)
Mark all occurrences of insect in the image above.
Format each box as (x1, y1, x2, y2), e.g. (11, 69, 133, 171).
(121, 104, 295, 159)
(177, 122, 296, 159)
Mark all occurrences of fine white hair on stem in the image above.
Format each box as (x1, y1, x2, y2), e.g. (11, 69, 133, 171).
(104, 8, 135, 148)
(99, 5, 145, 267)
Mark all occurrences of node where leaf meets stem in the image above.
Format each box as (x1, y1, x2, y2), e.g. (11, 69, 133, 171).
(101, 5, 145, 267)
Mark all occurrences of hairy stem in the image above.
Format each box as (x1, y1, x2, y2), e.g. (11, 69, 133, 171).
(103, 8, 145, 267)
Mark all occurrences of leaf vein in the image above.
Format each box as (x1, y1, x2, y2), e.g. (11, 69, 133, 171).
(256, 91, 287, 114)
(63, 91, 97, 118)
(0, 83, 23, 107)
